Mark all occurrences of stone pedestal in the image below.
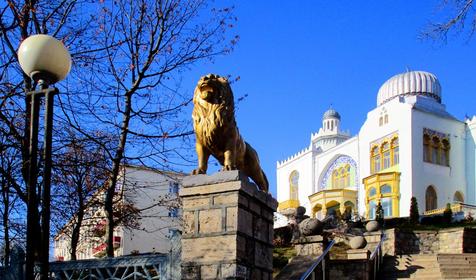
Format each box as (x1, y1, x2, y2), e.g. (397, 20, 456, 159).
(293, 235, 326, 256)
(347, 249, 370, 260)
(180, 171, 277, 280)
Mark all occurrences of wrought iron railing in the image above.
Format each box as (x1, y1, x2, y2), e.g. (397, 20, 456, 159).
(299, 239, 336, 280)
(49, 254, 169, 280)
(369, 233, 386, 280)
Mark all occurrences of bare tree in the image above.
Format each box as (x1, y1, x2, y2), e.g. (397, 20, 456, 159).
(60, 0, 237, 257)
(0, 0, 237, 263)
(421, 0, 476, 42)
(0, 136, 24, 266)
(0, 0, 101, 275)
(51, 131, 109, 260)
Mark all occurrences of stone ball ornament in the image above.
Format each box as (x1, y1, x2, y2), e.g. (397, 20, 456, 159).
(299, 218, 323, 236)
(349, 236, 367, 249)
(18, 34, 72, 83)
(365, 220, 380, 232)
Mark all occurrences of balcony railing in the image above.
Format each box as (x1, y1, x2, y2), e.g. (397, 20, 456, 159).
(424, 203, 463, 216)
(92, 236, 121, 258)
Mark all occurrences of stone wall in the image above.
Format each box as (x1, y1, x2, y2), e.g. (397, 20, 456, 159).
(293, 235, 325, 256)
(463, 228, 476, 253)
(383, 227, 476, 255)
(180, 171, 277, 280)
(328, 259, 370, 280)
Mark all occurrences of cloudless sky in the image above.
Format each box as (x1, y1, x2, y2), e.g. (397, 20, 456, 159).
(180, 1, 476, 197)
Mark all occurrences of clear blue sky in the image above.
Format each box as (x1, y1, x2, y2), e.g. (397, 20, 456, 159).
(181, 1, 476, 197)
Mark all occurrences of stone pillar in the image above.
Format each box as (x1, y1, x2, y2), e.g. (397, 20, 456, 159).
(180, 171, 277, 280)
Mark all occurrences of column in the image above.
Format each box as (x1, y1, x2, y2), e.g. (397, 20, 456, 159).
(180, 171, 277, 280)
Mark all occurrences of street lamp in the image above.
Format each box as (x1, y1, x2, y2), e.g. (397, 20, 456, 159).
(18, 34, 71, 280)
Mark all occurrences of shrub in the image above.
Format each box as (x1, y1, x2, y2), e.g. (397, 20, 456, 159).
(420, 215, 443, 225)
(375, 202, 384, 224)
(443, 203, 453, 223)
(409, 197, 420, 224)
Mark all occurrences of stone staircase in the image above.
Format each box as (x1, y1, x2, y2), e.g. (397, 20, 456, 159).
(380, 254, 476, 279)
(438, 254, 476, 279)
(380, 254, 442, 279)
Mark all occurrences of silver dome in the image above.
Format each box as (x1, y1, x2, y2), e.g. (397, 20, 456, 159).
(377, 71, 442, 106)
(323, 108, 341, 120)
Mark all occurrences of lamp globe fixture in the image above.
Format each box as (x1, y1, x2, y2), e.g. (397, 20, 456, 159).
(18, 34, 71, 84)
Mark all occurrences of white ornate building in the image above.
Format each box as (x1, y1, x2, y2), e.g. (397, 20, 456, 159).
(277, 70, 476, 220)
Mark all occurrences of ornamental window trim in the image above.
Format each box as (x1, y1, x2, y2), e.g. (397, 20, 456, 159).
(370, 135, 399, 174)
(423, 128, 450, 166)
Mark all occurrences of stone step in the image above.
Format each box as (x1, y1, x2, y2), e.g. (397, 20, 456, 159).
(438, 260, 472, 264)
(441, 268, 476, 274)
(274, 255, 317, 280)
(441, 273, 476, 279)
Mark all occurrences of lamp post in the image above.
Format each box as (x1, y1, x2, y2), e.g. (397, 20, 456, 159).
(18, 34, 71, 280)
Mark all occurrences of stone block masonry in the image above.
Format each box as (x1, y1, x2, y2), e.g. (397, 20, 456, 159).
(383, 227, 476, 255)
(180, 171, 277, 280)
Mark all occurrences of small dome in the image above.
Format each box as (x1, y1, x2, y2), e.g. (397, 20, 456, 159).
(377, 71, 442, 106)
(323, 108, 341, 120)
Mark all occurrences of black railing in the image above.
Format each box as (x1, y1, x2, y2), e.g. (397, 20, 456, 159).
(299, 239, 336, 280)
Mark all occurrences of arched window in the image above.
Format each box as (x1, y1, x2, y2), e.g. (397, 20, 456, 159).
(382, 142, 391, 169)
(441, 139, 450, 166)
(391, 138, 399, 165)
(332, 170, 339, 189)
(371, 136, 399, 174)
(432, 137, 440, 164)
(380, 184, 391, 194)
(424, 132, 451, 166)
(345, 165, 351, 187)
(384, 114, 389, 124)
(371, 145, 381, 174)
(381, 197, 393, 217)
(369, 201, 377, 220)
(289, 171, 299, 200)
(369, 187, 377, 197)
(332, 165, 351, 189)
(425, 186, 437, 211)
(423, 134, 431, 162)
(454, 191, 464, 203)
(339, 168, 345, 187)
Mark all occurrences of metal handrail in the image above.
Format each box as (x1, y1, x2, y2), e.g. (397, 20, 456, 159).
(299, 239, 336, 280)
(369, 233, 386, 280)
(370, 233, 385, 260)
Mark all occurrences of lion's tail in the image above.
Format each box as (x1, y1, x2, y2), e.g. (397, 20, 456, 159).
(244, 142, 269, 192)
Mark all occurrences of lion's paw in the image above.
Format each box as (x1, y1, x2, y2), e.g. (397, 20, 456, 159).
(191, 169, 206, 175)
(221, 165, 237, 171)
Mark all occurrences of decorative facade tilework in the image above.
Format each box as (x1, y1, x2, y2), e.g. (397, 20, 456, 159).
(320, 155, 359, 191)
(423, 128, 449, 140)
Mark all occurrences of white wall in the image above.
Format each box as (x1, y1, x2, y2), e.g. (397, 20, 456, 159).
(358, 99, 414, 217)
(276, 149, 313, 210)
(121, 167, 182, 255)
(466, 117, 476, 205)
(411, 108, 466, 212)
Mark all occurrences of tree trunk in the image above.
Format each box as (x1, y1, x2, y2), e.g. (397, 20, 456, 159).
(105, 93, 132, 257)
(1, 177, 10, 266)
(70, 192, 84, 261)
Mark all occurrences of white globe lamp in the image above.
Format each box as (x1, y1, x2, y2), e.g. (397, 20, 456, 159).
(18, 34, 71, 84)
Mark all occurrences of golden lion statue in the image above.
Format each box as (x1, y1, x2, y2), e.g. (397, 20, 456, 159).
(191, 74, 269, 192)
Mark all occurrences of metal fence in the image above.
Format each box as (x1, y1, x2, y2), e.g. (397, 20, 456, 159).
(0, 231, 182, 280)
